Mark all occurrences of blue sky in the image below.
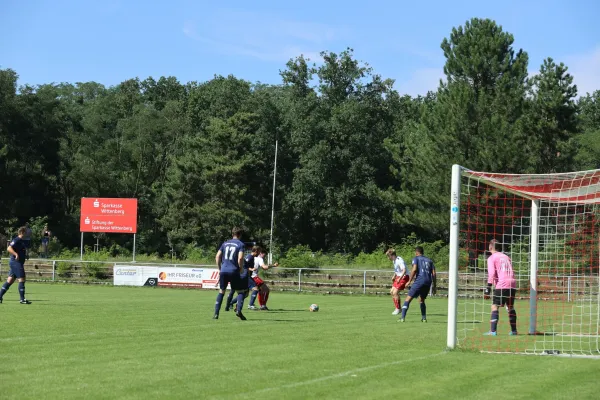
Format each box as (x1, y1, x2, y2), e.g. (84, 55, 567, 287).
(1, 0, 599, 96)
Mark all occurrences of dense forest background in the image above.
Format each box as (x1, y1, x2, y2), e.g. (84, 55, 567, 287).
(1, 18, 599, 260)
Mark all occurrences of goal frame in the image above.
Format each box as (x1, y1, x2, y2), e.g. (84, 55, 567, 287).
(447, 164, 600, 354)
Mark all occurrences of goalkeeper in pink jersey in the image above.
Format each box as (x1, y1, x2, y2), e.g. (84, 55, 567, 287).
(484, 239, 518, 336)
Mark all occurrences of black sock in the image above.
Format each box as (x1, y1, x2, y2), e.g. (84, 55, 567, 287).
(420, 302, 427, 319)
(490, 310, 499, 332)
(214, 293, 224, 315)
(509, 309, 517, 332)
(18, 282, 25, 301)
(0, 281, 12, 299)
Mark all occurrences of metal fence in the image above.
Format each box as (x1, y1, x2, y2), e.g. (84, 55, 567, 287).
(1, 258, 434, 294)
(0, 258, 596, 300)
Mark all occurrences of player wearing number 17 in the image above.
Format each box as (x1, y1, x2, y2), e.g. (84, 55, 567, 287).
(213, 226, 248, 320)
(483, 239, 517, 336)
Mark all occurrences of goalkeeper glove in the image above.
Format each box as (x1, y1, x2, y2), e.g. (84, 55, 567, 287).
(484, 284, 492, 298)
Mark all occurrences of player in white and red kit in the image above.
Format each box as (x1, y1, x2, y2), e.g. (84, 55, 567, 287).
(247, 248, 278, 310)
(484, 239, 518, 336)
(386, 248, 409, 315)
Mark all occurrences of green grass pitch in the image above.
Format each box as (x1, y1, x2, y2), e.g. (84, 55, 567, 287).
(1, 284, 599, 399)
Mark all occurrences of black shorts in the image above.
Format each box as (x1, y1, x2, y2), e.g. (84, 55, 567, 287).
(493, 288, 516, 307)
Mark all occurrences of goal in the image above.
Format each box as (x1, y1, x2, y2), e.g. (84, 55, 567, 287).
(447, 164, 600, 357)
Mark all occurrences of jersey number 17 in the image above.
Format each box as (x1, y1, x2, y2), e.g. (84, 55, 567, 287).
(224, 246, 237, 261)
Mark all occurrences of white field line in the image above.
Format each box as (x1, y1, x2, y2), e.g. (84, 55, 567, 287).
(240, 351, 447, 395)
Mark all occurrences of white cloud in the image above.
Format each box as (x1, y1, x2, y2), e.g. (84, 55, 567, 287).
(183, 9, 343, 63)
(565, 46, 600, 97)
(396, 67, 445, 97)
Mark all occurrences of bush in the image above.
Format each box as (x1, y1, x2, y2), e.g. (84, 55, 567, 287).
(354, 249, 388, 269)
(56, 262, 72, 278)
(279, 245, 320, 270)
(321, 252, 353, 266)
(83, 262, 110, 280)
(134, 252, 162, 263)
(54, 249, 77, 278)
(181, 243, 213, 264)
(47, 239, 63, 257)
(108, 243, 131, 258)
(268, 244, 284, 263)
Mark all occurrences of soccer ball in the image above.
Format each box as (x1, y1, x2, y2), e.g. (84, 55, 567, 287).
(309, 304, 319, 312)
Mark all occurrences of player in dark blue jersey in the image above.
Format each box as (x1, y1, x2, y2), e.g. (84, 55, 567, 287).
(225, 246, 259, 312)
(213, 227, 247, 320)
(399, 246, 435, 322)
(0, 227, 32, 304)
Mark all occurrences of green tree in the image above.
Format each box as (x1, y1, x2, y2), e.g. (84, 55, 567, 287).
(575, 91, 600, 170)
(396, 18, 529, 237)
(522, 58, 579, 173)
(0, 71, 64, 229)
(0, 69, 20, 228)
(159, 113, 257, 249)
(186, 75, 252, 131)
(281, 49, 400, 252)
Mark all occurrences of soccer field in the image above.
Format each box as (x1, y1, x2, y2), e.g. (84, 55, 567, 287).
(0, 284, 598, 399)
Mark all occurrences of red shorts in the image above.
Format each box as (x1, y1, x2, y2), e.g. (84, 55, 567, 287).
(393, 275, 409, 290)
(252, 276, 264, 286)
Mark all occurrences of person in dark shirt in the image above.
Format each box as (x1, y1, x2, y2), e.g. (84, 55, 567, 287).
(0, 227, 32, 304)
(398, 246, 435, 322)
(213, 227, 247, 320)
(41, 224, 51, 258)
(226, 246, 259, 312)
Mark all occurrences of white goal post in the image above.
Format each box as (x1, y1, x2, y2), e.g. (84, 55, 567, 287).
(447, 164, 600, 357)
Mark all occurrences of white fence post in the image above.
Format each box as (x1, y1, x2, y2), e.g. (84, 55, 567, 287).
(52, 260, 56, 281)
(298, 269, 302, 292)
(567, 276, 571, 302)
(363, 270, 367, 294)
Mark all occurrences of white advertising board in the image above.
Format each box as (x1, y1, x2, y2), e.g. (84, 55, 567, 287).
(113, 265, 158, 286)
(113, 265, 224, 289)
(156, 267, 224, 289)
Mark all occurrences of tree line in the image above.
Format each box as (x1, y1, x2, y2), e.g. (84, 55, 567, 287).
(1, 18, 599, 257)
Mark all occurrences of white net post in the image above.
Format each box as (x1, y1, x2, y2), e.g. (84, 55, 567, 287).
(528, 200, 539, 335)
(447, 164, 461, 349)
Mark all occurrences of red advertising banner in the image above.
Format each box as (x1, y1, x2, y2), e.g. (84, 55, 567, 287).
(80, 198, 138, 233)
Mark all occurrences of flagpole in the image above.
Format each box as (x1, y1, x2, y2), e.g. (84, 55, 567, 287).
(268, 140, 278, 264)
